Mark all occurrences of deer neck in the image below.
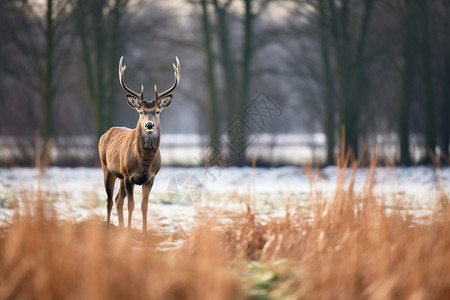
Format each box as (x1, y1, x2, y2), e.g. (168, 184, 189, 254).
(135, 124, 160, 155)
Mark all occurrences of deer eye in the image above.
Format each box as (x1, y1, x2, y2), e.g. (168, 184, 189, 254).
(156, 111, 160, 115)
(139, 111, 143, 115)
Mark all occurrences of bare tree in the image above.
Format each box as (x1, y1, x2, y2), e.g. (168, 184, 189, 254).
(439, 0, 450, 162)
(73, 0, 128, 139)
(318, 0, 336, 165)
(200, 0, 220, 152)
(0, 0, 73, 166)
(419, 0, 437, 163)
(290, 0, 374, 161)
(42, 0, 59, 163)
(397, 0, 419, 165)
(193, 0, 271, 165)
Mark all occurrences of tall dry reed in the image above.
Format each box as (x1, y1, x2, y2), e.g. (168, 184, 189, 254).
(1, 165, 450, 299)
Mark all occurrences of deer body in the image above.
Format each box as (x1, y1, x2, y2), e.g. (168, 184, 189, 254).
(99, 126, 161, 183)
(99, 56, 180, 231)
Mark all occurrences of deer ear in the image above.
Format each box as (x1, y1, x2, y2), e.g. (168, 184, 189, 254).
(158, 95, 172, 109)
(126, 95, 141, 109)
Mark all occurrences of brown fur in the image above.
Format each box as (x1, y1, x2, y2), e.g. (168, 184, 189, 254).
(98, 115, 162, 231)
(99, 56, 179, 231)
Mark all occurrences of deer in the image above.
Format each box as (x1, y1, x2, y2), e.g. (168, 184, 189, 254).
(98, 56, 180, 231)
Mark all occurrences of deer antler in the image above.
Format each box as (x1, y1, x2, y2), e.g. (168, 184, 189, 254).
(154, 56, 181, 101)
(119, 56, 144, 101)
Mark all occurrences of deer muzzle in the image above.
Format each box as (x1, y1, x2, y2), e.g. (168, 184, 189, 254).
(144, 122, 155, 133)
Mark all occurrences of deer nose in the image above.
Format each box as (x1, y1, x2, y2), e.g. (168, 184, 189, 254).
(145, 122, 155, 131)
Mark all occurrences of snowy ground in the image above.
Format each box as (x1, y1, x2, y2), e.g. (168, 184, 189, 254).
(0, 166, 449, 230)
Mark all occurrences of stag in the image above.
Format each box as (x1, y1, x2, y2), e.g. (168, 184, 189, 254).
(99, 56, 180, 231)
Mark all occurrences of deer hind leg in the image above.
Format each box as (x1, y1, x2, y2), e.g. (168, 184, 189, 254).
(115, 179, 126, 229)
(124, 177, 135, 229)
(104, 170, 116, 228)
(141, 178, 154, 232)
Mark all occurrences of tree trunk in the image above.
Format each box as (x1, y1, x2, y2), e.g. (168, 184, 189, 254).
(440, 0, 450, 163)
(43, 0, 54, 164)
(318, 0, 335, 165)
(442, 49, 450, 163)
(335, 0, 373, 159)
(75, 0, 98, 137)
(75, 0, 112, 139)
(105, 0, 124, 132)
(213, 0, 237, 122)
(420, 0, 437, 163)
(398, 0, 417, 165)
(337, 43, 356, 157)
(331, 0, 357, 157)
(212, 0, 256, 166)
(201, 0, 220, 153)
(240, 0, 253, 115)
(234, 0, 253, 166)
(93, 0, 106, 138)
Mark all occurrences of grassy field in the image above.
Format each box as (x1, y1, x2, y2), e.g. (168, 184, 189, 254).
(1, 165, 450, 299)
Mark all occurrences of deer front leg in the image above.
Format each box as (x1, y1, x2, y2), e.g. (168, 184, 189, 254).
(124, 177, 135, 229)
(141, 178, 154, 232)
(115, 179, 126, 229)
(104, 170, 116, 228)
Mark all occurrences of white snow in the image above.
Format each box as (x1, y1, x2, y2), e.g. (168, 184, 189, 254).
(0, 166, 448, 229)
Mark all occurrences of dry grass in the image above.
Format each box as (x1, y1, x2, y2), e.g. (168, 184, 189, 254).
(1, 166, 450, 299)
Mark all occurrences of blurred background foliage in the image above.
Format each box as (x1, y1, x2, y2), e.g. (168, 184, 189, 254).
(0, 0, 449, 167)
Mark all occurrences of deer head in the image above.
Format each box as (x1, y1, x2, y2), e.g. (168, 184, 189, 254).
(118, 56, 181, 134)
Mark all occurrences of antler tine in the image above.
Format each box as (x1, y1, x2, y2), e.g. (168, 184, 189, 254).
(173, 56, 181, 84)
(176, 56, 181, 81)
(118, 56, 143, 101)
(154, 56, 181, 101)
